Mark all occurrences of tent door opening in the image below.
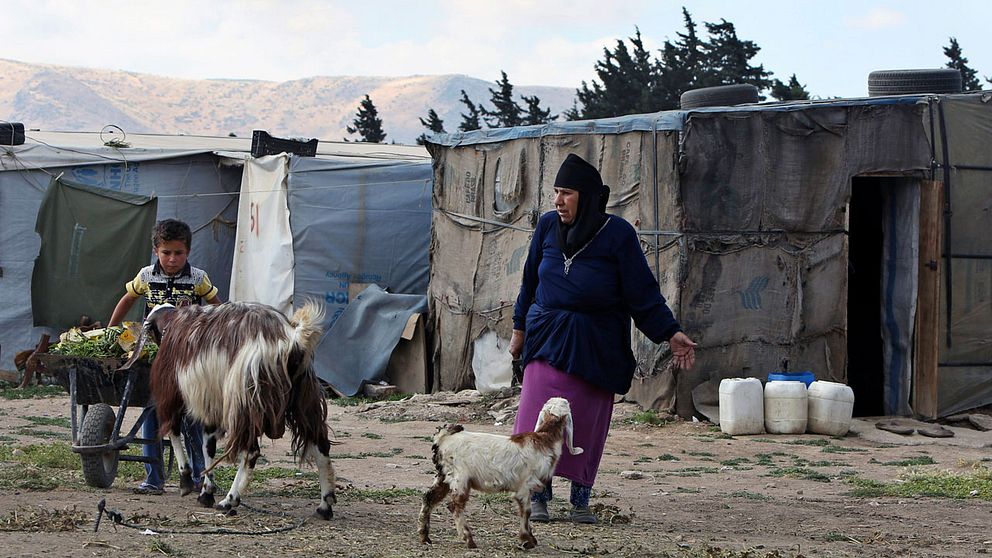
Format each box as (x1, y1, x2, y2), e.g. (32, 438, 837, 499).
(847, 176, 922, 417)
(847, 180, 885, 417)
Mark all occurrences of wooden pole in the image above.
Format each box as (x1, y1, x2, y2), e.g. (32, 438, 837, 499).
(913, 180, 942, 419)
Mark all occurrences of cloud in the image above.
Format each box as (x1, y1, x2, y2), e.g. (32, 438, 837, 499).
(844, 7, 907, 30)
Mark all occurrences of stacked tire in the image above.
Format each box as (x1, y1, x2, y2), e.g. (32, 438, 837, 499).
(679, 84, 759, 109)
(868, 69, 963, 96)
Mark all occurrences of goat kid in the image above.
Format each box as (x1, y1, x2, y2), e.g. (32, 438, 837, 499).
(120, 301, 336, 519)
(418, 397, 583, 549)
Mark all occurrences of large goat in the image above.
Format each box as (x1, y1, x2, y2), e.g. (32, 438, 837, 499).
(120, 301, 336, 518)
(418, 397, 583, 549)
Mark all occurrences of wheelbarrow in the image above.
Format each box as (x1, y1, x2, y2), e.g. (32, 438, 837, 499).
(35, 353, 172, 488)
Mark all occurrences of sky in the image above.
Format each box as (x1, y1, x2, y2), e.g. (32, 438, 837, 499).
(2, 0, 989, 99)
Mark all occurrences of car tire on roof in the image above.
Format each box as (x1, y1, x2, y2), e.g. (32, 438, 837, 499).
(868, 69, 963, 96)
(679, 84, 760, 110)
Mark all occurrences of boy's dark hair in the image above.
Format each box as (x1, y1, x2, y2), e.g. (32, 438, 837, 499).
(152, 219, 193, 250)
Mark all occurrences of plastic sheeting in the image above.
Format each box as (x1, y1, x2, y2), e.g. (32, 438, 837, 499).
(314, 284, 427, 396)
(288, 156, 432, 327)
(229, 155, 294, 315)
(30, 177, 158, 331)
(0, 151, 239, 367)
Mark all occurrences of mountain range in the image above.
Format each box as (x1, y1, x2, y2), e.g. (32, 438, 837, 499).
(0, 58, 577, 145)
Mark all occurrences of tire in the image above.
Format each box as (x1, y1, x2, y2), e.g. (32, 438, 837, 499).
(868, 69, 962, 96)
(680, 84, 759, 109)
(79, 403, 119, 488)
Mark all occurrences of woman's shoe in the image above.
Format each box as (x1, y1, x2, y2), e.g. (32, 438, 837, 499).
(530, 500, 550, 522)
(569, 506, 598, 524)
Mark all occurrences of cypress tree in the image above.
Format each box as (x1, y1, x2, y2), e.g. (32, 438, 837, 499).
(770, 74, 811, 101)
(483, 71, 524, 128)
(416, 108, 446, 145)
(943, 37, 981, 91)
(521, 95, 557, 125)
(699, 19, 772, 91)
(345, 94, 386, 143)
(458, 90, 483, 132)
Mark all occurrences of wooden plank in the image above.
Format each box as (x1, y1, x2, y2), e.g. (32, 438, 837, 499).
(913, 180, 942, 418)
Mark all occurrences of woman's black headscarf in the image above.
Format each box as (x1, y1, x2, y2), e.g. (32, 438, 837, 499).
(553, 153, 611, 258)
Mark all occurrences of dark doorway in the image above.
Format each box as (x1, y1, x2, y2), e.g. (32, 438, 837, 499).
(847, 179, 885, 416)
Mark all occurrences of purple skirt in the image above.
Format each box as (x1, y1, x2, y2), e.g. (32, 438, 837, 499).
(512, 360, 614, 486)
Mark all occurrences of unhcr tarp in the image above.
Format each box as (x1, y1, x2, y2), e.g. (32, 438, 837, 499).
(286, 156, 433, 387)
(4, 131, 434, 387)
(1, 137, 240, 366)
(426, 93, 992, 418)
(31, 177, 158, 331)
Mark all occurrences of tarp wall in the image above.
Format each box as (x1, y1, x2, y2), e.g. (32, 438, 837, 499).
(0, 151, 239, 368)
(426, 95, 987, 416)
(30, 177, 159, 331)
(929, 95, 992, 415)
(286, 156, 433, 384)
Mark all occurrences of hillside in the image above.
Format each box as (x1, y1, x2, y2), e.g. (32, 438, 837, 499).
(0, 59, 576, 145)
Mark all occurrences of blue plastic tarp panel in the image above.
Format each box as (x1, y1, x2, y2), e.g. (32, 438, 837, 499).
(0, 154, 239, 365)
(287, 156, 432, 326)
(314, 284, 427, 396)
(426, 95, 929, 147)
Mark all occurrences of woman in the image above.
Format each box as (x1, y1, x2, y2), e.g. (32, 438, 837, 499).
(509, 153, 696, 524)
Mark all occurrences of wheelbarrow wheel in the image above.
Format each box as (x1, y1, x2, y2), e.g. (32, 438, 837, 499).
(79, 403, 119, 488)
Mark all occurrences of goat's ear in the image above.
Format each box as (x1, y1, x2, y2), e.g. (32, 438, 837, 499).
(118, 322, 152, 371)
(534, 408, 548, 432)
(564, 412, 583, 455)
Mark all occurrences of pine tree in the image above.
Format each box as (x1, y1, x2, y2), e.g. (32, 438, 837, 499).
(574, 28, 661, 119)
(770, 74, 811, 101)
(482, 71, 524, 128)
(521, 95, 557, 125)
(345, 94, 386, 143)
(943, 37, 981, 91)
(658, 8, 706, 108)
(416, 108, 446, 145)
(563, 101, 582, 121)
(699, 19, 773, 91)
(458, 90, 483, 132)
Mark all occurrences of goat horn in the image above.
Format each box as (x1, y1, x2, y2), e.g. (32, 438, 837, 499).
(118, 323, 151, 371)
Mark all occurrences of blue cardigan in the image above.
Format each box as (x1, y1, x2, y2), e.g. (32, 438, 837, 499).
(513, 211, 681, 394)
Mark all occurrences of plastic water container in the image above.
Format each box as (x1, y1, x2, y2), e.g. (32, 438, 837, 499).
(719, 378, 764, 435)
(807, 380, 855, 436)
(767, 370, 816, 387)
(764, 381, 808, 434)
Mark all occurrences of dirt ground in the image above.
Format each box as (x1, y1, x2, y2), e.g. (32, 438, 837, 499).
(2, 388, 992, 558)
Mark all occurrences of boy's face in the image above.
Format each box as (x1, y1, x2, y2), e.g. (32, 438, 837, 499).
(154, 239, 190, 276)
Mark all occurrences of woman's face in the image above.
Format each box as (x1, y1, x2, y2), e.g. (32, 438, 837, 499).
(554, 187, 580, 225)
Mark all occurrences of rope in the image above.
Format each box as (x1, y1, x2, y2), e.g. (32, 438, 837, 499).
(93, 497, 309, 536)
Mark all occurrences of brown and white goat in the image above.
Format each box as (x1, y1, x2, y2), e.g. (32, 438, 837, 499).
(418, 397, 582, 549)
(120, 301, 336, 518)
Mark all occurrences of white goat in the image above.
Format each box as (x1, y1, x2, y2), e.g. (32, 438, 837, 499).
(418, 397, 583, 549)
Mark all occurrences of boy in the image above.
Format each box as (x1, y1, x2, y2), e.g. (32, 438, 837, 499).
(109, 219, 221, 495)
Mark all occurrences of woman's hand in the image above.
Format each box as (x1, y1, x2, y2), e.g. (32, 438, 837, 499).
(669, 331, 697, 370)
(509, 329, 524, 359)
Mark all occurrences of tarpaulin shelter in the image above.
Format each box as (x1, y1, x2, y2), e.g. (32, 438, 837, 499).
(1, 131, 433, 386)
(425, 92, 992, 418)
(228, 151, 433, 390)
(1, 131, 242, 359)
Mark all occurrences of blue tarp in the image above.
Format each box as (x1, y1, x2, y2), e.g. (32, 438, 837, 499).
(427, 94, 929, 147)
(287, 156, 432, 327)
(315, 284, 427, 396)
